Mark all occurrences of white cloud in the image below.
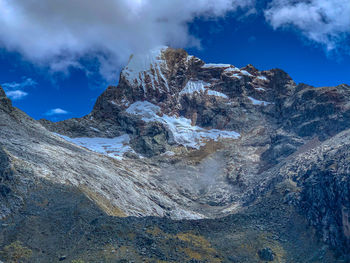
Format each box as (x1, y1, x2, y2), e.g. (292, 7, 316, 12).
(1, 78, 37, 100)
(1, 0, 347, 82)
(2, 78, 37, 90)
(6, 90, 28, 100)
(0, 0, 253, 82)
(45, 108, 69, 116)
(265, 0, 350, 50)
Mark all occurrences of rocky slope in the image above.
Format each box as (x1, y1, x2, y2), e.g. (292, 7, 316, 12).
(0, 47, 349, 262)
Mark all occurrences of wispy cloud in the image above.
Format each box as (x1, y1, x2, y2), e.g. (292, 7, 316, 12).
(6, 90, 28, 100)
(1, 78, 37, 100)
(45, 108, 69, 116)
(0, 0, 348, 82)
(265, 0, 350, 51)
(2, 78, 37, 90)
(0, 0, 254, 81)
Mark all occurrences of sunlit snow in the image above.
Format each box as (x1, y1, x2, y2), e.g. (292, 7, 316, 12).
(201, 63, 232, 68)
(257, 76, 268, 81)
(121, 46, 169, 92)
(56, 134, 135, 160)
(180, 80, 228, 99)
(240, 70, 253, 77)
(223, 67, 240, 73)
(254, 87, 266, 91)
(248, 96, 272, 106)
(126, 101, 240, 149)
(223, 68, 243, 79)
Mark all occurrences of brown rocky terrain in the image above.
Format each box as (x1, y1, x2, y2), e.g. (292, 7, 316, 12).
(0, 47, 349, 262)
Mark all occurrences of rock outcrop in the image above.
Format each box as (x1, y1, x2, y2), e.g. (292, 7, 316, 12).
(0, 47, 350, 261)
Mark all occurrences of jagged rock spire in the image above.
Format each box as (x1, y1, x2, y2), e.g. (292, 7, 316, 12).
(0, 86, 6, 98)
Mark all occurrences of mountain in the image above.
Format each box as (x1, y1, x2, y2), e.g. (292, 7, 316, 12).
(0, 47, 349, 262)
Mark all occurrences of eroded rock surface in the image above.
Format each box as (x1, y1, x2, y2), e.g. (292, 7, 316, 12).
(0, 47, 349, 261)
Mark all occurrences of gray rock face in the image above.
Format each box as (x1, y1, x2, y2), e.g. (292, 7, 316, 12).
(0, 86, 13, 114)
(0, 147, 15, 217)
(41, 48, 350, 160)
(258, 247, 275, 261)
(0, 105, 31, 220)
(278, 129, 350, 254)
(2, 48, 350, 260)
(0, 177, 339, 262)
(280, 84, 350, 139)
(0, 86, 5, 97)
(130, 122, 171, 157)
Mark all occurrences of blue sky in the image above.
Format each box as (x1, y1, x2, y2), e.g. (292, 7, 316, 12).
(0, 0, 349, 121)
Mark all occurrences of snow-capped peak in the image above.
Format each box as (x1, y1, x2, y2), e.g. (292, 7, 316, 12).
(121, 46, 169, 93)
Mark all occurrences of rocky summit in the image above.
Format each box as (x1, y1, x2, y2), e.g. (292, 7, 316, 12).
(0, 47, 350, 262)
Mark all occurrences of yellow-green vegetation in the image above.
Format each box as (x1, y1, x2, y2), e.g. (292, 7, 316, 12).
(176, 232, 222, 263)
(101, 244, 143, 262)
(176, 232, 214, 248)
(79, 185, 126, 217)
(146, 226, 168, 237)
(234, 231, 287, 263)
(147, 227, 222, 262)
(255, 233, 286, 263)
(0, 241, 32, 263)
(185, 140, 224, 164)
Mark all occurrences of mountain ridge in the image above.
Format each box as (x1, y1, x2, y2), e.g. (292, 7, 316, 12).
(0, 47, 349, 262)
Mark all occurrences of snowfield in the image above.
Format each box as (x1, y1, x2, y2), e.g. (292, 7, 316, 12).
(55, 99, 240, 158)
(56, 134, 135, 160)
(180, 80, 229, 99)
(126, 101, 240, 149)
(248, 96, 272, 106)
(201, 63, 232, 68)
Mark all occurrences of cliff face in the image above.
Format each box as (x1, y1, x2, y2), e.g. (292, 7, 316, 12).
(279, 129, 350, 252)
(0, 47, 350, 261)
(42, 47, 350, 161)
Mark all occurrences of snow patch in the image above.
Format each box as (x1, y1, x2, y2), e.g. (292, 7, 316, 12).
(254, 87, 266, 92)
(231, 73, 242, 79)
(224, 67, 240, 73)
(126, 101, 240, 149)
(186, 55, 194, 62)
(162, 151, 175, 157)
(180, 80, 208, 95)
(56, 134, 135, 160)
(121, 98, 130, 106)
(257, 76, 268, 81)
(180, 80, 228, 99)
(121, 46, 169, 92)
(248, 96, 272, 106)
(201, 63, 231, 69)
(223, 68, 244, 79)
(126, 101, 161, 121)
(207, 90, 229, 99)
(222, 203, 240, 213)
(240, 70, 253, 77)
